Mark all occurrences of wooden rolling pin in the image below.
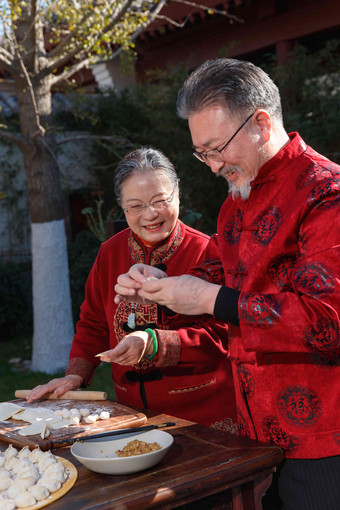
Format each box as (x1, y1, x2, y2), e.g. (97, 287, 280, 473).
(15, 390, 107, 400)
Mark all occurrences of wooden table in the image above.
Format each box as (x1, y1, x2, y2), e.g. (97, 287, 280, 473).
(0, 410, 284, 510)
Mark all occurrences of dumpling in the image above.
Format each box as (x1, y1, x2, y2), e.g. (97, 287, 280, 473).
(28, 447, 44, 463)
(4, 456, 20, 471)
(79, 408, 90, 418)
(70, 415, 80, 426)
(16, 464, 39, 488)
(0, 476, 12, 490)
(0, 467, 10, 477)
(4, 444, 18, 460)
(43, 461, 67, 483)
(99, 411, 110, 420)
(28, 483, 50, 501)
(0, 494, 15, 510)
(84, 414, 99, 424)
(11, 457, 33, 475)
(38, 451, 58, 472)
(61, 409, 70, 419)
(17, 446, 30, 460)
(14, 489, 36, 508)
(38, 477, 61, 493)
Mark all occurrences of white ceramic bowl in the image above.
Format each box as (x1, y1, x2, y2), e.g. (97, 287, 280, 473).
(70, 429, 174, 475)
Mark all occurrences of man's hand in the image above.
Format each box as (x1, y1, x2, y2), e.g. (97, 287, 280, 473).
(114, 264, 167, 305)
(138, 274, 221, 316)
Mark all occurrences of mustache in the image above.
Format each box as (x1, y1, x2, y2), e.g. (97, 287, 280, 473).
(215, 165, 244, 179)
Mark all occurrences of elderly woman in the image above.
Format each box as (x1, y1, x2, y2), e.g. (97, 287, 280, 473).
(27, 148, 236, 431)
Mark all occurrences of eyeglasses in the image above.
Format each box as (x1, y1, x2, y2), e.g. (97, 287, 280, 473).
(123, 187, 177, 215)
(193, 111, 255, 163)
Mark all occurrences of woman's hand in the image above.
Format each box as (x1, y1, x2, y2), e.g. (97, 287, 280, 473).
(97, 331, 153, 365)
(26, 374, 83, 403)
(114, 263, 167, 305)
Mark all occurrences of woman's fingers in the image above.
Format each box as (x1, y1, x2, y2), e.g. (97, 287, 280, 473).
(26, 376, 82, 402)
(98, 332, 149, 365)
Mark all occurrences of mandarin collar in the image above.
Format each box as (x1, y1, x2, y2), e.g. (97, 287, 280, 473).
(252, 132, 307, 185)
(129, 219, 184, 265)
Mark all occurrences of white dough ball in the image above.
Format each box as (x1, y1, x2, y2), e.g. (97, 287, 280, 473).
(99, 411, 110, 420)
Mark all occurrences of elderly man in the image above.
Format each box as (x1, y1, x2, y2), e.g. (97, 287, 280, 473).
(115, 58, 340, 510)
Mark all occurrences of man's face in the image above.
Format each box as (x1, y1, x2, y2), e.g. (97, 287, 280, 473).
(188, 105, 266, 199)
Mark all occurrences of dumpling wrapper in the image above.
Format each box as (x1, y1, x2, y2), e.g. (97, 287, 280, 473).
(13, 407, 56, 423)
(0, 402, 25, 421)
(18, 422, 50, 437)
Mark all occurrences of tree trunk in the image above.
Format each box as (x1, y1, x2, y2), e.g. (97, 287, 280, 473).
(17, 76, 74, 373)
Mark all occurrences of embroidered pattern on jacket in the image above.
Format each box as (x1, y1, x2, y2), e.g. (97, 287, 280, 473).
(304, 317, 340, 366)
(292, 262, 335, 297)
(262, 415, 300, 455)
(252, 206, 283, 245)
(277, 385, 322, 427)
(222, 209, 243, 245)
(168, 377, 216, 394)
(211, 418, 238, 434)
(240, 293, 281, 328)
(129, 220, 183, 266)
(267, 252, 297, 291)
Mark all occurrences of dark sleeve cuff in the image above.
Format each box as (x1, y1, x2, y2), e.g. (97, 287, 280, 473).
(213, 286, 240, 326)
(159, 304, 177, 317)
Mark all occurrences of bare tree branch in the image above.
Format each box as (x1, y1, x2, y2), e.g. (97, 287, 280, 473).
(101, 0, 169, 62)
(12, 31, 45, 136)
(0, 129, 23, 147)
(0, 53, 17, 76)
(172, 0, 243, 23)
(50, 56, 92, 86)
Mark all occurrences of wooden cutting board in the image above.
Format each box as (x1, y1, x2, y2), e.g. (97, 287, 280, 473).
(0, 399, 147, 451)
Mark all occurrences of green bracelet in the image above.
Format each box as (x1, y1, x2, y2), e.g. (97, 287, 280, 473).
(145, 328, 158, 360)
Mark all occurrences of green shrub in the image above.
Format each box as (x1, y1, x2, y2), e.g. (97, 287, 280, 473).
(0, 261, 32, 340)
(68, 230, 101, 323)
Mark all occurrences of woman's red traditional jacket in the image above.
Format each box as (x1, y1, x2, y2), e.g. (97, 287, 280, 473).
(217, 132, 340, 458)
(67, 220, 237, 431)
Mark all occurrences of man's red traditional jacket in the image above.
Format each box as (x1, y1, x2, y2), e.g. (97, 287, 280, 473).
(67, 220, 236, 431)
(217, 132, 340, 458)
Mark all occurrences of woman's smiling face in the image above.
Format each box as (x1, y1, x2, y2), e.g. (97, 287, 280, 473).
(121, 170, 179, 244)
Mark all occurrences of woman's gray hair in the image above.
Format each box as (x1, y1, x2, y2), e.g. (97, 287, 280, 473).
(177, 58, 283, 123)
(114, 147, 180, 205)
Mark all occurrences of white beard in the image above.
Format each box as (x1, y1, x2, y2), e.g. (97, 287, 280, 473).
(217, 165, 252, 200)
(228, 180, 252, 200)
